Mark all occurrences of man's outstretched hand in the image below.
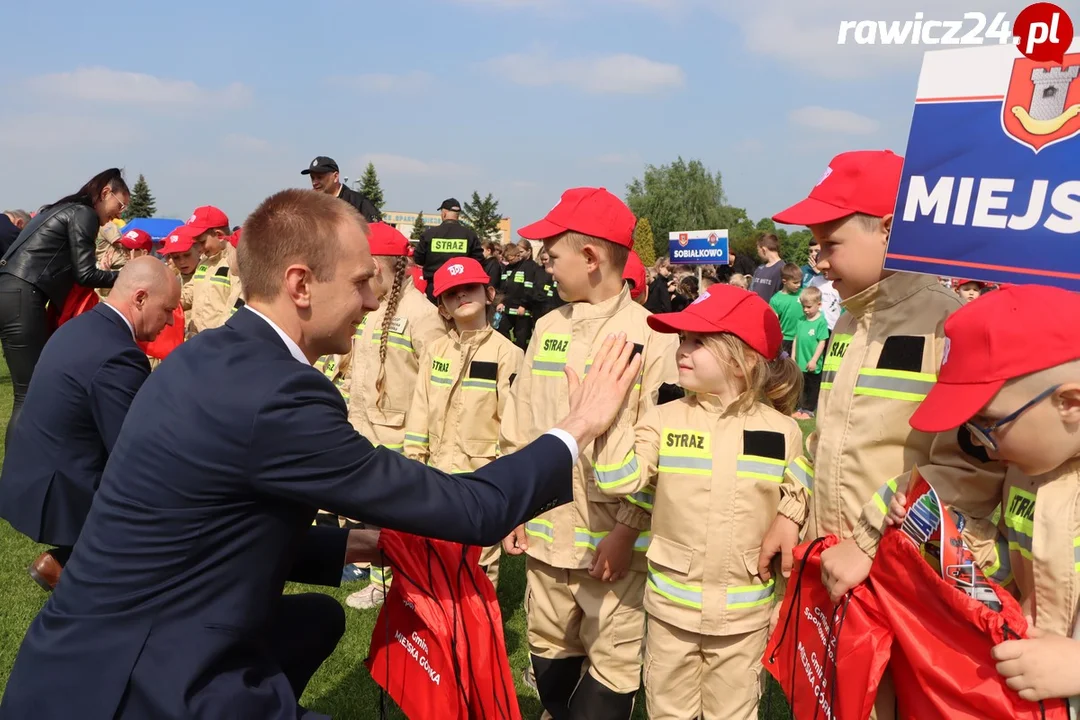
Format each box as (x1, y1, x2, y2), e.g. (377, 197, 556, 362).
(555, 333, 643, 451)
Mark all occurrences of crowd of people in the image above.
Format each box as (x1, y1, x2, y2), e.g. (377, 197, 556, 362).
(0, 145, 1075, 720)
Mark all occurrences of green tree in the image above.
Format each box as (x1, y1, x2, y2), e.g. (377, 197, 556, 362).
(461, 191, 502, 243)
(411, 211, 427, 241)
(359, 163, 385, 212)
(782, 228, 814, 267)
(625, 157, 746, 260)
(633, 217, 656, 268)
(122, 174, 156, 221)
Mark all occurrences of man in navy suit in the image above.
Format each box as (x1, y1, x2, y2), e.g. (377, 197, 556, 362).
(0, 256, 180, 590)
(0, 189, 643, 720)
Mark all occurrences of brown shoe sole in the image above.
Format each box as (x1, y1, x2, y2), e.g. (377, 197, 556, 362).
(28, 564, 55, 592)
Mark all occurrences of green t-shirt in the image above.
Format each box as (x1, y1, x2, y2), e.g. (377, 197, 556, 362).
(769, 290, 803, 341)
(795, 314, 830, 373)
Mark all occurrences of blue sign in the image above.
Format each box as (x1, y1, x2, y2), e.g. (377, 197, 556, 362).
(885, 45, 1080, 291)
(668, 229, 729, 265)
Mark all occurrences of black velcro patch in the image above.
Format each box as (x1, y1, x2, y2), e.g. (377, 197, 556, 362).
(469, 360, 499, 380)
(215, 266, 230, 277)
(631, 342, 644, 360)
(876, 335, 925, 373)
(658, 383, 684, 405)
(743, 430, 786, 461)
(509, 373, 517, 387)
(957, 426, 991, 464)
(233, 297, 245, 309)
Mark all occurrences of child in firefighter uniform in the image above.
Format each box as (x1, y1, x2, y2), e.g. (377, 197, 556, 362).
(882, 284, 1080, 716)
(182, 206, 235, 339)
(500, 187, 679, 720)
(346, 222, 448, 610)
(594, 285, 803, 719)
(403, 257, 524, 587)
(756, 150, 1008, 719)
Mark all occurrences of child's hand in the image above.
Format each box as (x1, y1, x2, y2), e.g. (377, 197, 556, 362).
(590, 523, 637, 582)
(885, 492, 908, 527)
(503, 525, 528, 555)
(820, 538, 873, 604)
(992, 626, 1080, 702)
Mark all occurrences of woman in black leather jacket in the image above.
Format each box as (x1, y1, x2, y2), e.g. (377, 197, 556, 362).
(0, 168, 129, 443)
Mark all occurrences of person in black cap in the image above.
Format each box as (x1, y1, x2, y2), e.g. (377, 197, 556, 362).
(301, 156, 381, 223)
(413, 198, 484, 303)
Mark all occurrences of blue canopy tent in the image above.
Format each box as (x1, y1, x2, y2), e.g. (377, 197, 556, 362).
(118, 218, 185, 241)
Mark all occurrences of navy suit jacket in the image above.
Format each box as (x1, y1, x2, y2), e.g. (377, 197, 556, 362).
(0, 303, 149, 547)
(0, 307, 572, 720)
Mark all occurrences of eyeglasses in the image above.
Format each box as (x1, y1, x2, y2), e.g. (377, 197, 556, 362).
(965, 384, 1060, 451)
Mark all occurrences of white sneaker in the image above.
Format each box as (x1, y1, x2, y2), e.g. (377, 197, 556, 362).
(345, 583, 387, 610)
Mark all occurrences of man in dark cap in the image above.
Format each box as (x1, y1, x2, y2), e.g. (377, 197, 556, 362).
(413, 197, 484, 303)
(301, 156, 381, 223)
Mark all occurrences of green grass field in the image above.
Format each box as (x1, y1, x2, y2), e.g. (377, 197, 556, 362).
(0, 358, 799, 718)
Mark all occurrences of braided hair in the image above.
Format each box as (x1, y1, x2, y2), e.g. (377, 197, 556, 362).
(374, 256, 410, 409)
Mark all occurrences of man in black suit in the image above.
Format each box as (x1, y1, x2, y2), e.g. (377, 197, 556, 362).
(301, 155, 381, 222)
(0, 256, 180, 591)
(0, 189, 643, 720)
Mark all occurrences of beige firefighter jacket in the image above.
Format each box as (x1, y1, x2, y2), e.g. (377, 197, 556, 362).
(1002, 459, 1080, 638)
(777, 272, 1007, 572)
(186, 248, 233, 339)
(347, 280, 448, 451)
(499, 285, 679, 573)
(404, 327, 523, 472)
(314, 351, 353, 404)
(594, 393, 803, 636)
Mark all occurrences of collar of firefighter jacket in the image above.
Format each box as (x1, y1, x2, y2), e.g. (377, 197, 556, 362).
(202, 248, 226, 266)
(692, 390, 742, 417)
(568, 283, 633, 320)
(840, 271, 938, 319)
(451, 326, 493, 345)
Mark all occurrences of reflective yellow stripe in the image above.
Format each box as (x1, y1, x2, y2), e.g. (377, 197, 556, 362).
(658, 429, 711, 475)
(627, 485, 655, 511)
(429, 356, 453, 386)
(371, 330, 414, 352)
(533, 333, 570, 376)
(210, 275, 231, 287)
(736, 454, 785, 483)
(1074, 536, 1080, 572)
(786, 457, 814, 496)
(404, 433, 429, 447)
(647, 562, 703, 609)
(462, 378, 497, 392)
(872, 477, 899, 516)
(593, 451, 640, 490)
(525, 519, 554, 542)
(1005, 486, 1036, 560)
(985, 533, 1013, 586)
(854, 369, 937, 402)
(727, 579, 776, 609)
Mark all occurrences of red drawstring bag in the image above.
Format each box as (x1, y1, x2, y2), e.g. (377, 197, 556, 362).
(138, 306, 185, 360)
(870, 474, 1070, 720)
(763, 534, 894, 720)
(365, 530, 520, 720)
(46, 285, 99, 332)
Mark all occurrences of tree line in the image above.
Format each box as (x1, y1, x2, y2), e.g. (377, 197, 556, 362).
(116, 158, 813, 266)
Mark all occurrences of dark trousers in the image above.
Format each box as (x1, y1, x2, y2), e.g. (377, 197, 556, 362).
(0, 274, 50, 447)
(269, 593, 346, 699)
(509, 314, 534, 351)
(801, 371, 822, 412)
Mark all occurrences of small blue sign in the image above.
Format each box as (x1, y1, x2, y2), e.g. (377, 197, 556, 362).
(668, 229, 729, 265)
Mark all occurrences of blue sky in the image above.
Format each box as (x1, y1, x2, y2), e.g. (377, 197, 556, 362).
(0, 0, 1021, 232)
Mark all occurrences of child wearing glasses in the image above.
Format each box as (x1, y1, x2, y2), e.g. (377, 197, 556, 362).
(886, 284, 1080, 714)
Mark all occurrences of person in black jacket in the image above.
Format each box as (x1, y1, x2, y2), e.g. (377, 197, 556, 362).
(0, 168, 128, 443)
(413, 198, 485, 302)
(496, 240, 546, 350)
(301, 156, 381, 223)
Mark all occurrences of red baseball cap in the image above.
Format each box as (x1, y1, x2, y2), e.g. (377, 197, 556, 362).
(647, 284, 783, 360)
(623, 250, 646, 300)
(519, 187, 636, 248)
(159, 224, 201, 255)
(119, 228, 153, 251)
(228, 227, 242, 248)
(773, 150, 904, 226)
(367, 222, 410, 256)
(184, 206, 230, 235)
(434, 257, 490, 298)
(910, 285, 1080, 433)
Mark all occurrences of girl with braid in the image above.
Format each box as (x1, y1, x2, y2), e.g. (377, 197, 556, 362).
(345, 222, 448, 611)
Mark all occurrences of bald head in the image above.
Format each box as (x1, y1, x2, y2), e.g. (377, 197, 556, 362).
(106, 256, 181, 342)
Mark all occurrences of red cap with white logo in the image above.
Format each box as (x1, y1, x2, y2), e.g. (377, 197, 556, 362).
(910, 284, 1080, 433)
(519, 187, 637, 248)
(647, 284, 783, 360)
(773, 150, 904, 226)
(159, 224, 201, 254)
(434, 257, 490, 298)
(184, 206, 230, 235)
(119, 228, 153, 251)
